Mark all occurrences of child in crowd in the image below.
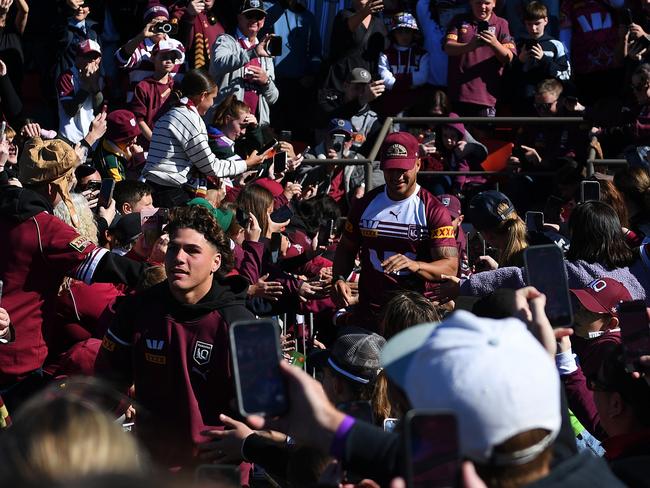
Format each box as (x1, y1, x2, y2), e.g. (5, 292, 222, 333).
(93, 110, 144, 182)
(57, 39, 104, 145)
(444, 0, 516, 116)
(377, 12, 429, 116)
(512, 1, 570, 111)
(130, 40, 184, 145)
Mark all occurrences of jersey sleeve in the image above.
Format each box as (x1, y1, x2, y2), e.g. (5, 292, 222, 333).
(343, 194, 365, 245)
(129, 82, 149, 121)
(38, 213, 109, 284)
(498, 20, 516, 54)
(425, 198, 457, 251)
(56, 71, 75, 100)
(445, 16, 460, 43)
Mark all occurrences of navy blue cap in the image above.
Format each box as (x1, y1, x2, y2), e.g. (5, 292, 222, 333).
(467, 190, 515, 231)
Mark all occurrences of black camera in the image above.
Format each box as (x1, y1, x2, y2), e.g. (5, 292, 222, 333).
(153, 21, 178, 36)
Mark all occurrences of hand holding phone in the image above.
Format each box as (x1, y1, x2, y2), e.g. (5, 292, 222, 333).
(97, 178, 115, 209)
(267, 35, 283, 56)
(580, 181, 600, 203)
(230, 319, 289, 417)
(273, 151, 287, 175)
(618, 300, 650, 373)
(525, 211, 544, 233)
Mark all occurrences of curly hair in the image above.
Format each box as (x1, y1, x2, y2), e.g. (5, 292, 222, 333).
(166, 205, 234, 275)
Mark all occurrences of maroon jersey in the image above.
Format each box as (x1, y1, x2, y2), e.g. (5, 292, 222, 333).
(344, 185, 456, 321)
(445, 13, 516, 107)
(560, 0, 621, 74)
(0, 186, 111, 384)
(95, 278, 253, 469)
(130, 76, 175, 131)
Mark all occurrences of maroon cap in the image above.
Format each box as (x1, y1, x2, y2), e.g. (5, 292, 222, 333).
(253, 177, 283, 197)
(75, 39, 101, 56)
(437, 194, 462, 219)
(570, 278, 632, 316)
(380, 132, 419, 171)
(106, 109, 140, 143)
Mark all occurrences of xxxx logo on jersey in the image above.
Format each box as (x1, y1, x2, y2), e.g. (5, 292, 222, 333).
(431, 226, 454, 239)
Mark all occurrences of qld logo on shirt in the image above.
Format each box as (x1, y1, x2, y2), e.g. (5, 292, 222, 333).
(193, 340, 213, 366)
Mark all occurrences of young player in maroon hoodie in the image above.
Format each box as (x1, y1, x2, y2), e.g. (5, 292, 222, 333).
(95, 205, 254, 470)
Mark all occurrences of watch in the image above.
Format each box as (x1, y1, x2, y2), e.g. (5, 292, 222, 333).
(332, 274, 347, 284)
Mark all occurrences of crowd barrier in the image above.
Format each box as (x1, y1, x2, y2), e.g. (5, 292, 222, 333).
(308, 117, 630, 189)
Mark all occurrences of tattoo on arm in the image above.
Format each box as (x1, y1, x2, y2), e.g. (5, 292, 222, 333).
(431, 246, 459, 259)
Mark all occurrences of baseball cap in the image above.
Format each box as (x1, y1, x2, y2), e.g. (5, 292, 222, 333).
(152, 39, 186, 65)
(382, 311, 561, 465)
(106, 110, 141, 143)
(310, 328, 386, 384)
(346, 67, 372, 84)
(109, 213, 142, 244)
(437, 194, 461, 219)
(328, 118, 354, 136)
(380, 132, 419, 171)
(75, 39, 101, 56)
(391, 12, 419, 32)
(240, 0, 266, 16)
(570, 278, 632, 316)
(467, 190, 515, 231)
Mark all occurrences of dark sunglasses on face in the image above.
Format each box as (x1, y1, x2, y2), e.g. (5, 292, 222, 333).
(244, 11, 265, 21)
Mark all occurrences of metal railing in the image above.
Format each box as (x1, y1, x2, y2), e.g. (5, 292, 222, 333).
(305, 116, 630, 189)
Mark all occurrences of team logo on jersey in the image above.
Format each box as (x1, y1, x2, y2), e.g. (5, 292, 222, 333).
(69, 236, 91, 253)
(431, 226, 454, 239)
(407, 224, 421, 241)
(385, 143, 408, 159)
(145, 339, 164, 351)
(193, 341, 213, 366)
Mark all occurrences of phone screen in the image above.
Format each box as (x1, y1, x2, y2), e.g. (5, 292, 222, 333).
(478, 20, 489, 32)
(273, 151, 287, 174)
(270, 205, 293, 223)
(618, 300, 650, 372)
(406, 411, 460, 488)
(383, 417, 399, 433)
(235, 207, 249, 228)
(230, 319, 288, 417)
(318, 219, 334, 248)
(524, 245, 573, 327)
(466, 231, 486, 268)
(331, 134, 346, 158)
(580, 181, 600, 203)
(525, 211, 544, 233)
(268, 35, 283, 56)
(98, 178, 115, 208)
(259, 138, 278, 155)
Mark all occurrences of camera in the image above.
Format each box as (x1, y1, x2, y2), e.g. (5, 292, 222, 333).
(152, 21, 178, 36)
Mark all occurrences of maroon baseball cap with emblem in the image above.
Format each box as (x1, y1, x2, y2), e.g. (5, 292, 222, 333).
(380, 132, 419, 171)
(570, 278, 633, 316)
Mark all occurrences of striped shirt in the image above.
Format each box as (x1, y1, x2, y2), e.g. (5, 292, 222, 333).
(142, 101, 248, 188)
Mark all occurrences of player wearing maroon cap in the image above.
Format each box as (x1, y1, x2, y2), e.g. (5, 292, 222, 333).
(95, 205, 254, 469)
(331, 132, 458, 330)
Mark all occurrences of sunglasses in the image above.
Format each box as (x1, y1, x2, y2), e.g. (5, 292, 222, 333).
(244, 11, 265, 21)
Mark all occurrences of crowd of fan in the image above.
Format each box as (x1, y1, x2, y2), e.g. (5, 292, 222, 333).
(1, 0, 650, 487)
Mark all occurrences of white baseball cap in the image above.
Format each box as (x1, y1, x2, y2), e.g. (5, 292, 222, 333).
(381, 310, 561, 465)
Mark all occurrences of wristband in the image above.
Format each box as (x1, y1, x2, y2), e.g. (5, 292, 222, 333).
(329, 415, 355, 459)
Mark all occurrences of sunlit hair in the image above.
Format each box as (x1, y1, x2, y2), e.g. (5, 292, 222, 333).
(489, 203, 528, 267)
(54, 192, 98, 245)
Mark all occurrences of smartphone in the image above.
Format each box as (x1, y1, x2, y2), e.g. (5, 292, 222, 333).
(0, 120, 6, 140)
(405, 410, 460, 488)
(618, 300, 650, 373)
(525, 211, 544, 233)
(466, 231, 486, 268)
(580, 180, 600, 203)
(331, 134, 346, 159)
(623, 8, 634, 26)
(230, 319, 289, 417)
(383, 417, 400, 433)
(337, 400, 374, 424)
(267, 35, 283, 56)
(195, 464, 240, 486)
(478, 20, 489, 33)
(524, 244, 573, 327)
(299, 145, 312, 158)
(270, 205, 293, 223)
(259, 138, 279, 155)
(273, 151, 287, 174)
(236, 207, 249, 228)
(544, 195, 564, 223)
(279, 130, 292, 142)
(270, 231, 282, 264)
(524, 38, 539, 50)
(318, 219, 334, 248)
(97, 178, 115, 208)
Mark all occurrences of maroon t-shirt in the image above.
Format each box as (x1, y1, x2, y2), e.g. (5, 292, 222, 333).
(0, 210, 108, 383)
(130, 76, 175, 131)
(445, 13, 516, 107)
